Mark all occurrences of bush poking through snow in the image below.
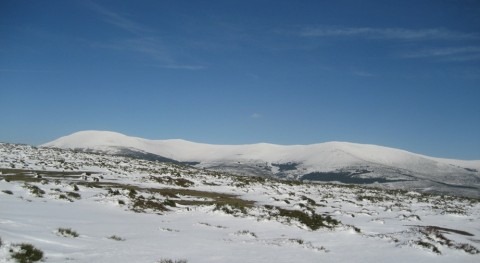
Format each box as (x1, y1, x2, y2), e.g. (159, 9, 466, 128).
(353, 226, 361, 233)
(2, 190, 13, 195)
(132, 198, 169, 213)
(157, 259, 188, 263)
(150, 176, 194, 188)
(108, 188, 121, 196)
(108, 235, 125, 241)
(414, 240, 441, 254)
(290, 238, 304, 245)
(214, 203, 248, 215)
(300, 195, 316, 206)
(235, 230, 257, 238)
(10, 243, 44, 263)
(174, 178, 194, 187)
(163, 199, 176, 207)
(58, 194, 73, 202)
(66, 191, 81, 199)
(276, 208, 340, 230)
(23, 184, 45, 197)
(128, 188, 137, 198)
(415, 226, 480, 254)
(57, 228, 79, 238)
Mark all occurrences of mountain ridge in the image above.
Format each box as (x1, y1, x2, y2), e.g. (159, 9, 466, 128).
(41, 130, 480, 165)
(41, 130, 480, 197)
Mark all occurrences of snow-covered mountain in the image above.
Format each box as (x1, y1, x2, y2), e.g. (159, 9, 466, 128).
(42, 130, 480, 197)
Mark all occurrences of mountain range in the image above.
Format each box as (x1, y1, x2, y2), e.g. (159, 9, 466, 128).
(42, 130, 480, 197)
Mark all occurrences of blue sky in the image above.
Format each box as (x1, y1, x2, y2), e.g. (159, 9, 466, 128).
(1, 0, 480, 159)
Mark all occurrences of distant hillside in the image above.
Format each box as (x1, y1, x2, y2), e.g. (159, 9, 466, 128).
(42, 130, 480, 197)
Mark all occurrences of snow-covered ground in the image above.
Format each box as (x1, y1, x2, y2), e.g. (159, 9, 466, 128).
(1, 143, 479, 262)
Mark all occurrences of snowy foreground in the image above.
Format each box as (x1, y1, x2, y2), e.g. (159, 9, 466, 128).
(1, 143, 479, 262)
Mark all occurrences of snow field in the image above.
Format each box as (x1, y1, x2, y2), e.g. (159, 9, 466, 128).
(1, 143, 479, 262)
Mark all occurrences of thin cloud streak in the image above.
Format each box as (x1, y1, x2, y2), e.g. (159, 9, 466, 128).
(300, 26, 477, 41)
(89, 37, 171, 62)
(160, 65, 206, 70)
(85, 1, 152, 35)
(119, 37, 172, 63)
(84, 2, 205, 70)
(251, 113, 262, 119)
(91, 37, 205, 70)
(402, 46, 480, 61)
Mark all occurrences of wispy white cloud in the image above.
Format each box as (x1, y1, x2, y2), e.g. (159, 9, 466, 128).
(298, 25, 480, 63)
(402, 46, 480, 61)
(160, 64, 206, 70)
(251, 113, 262, 119)
(118, 37, 171, 62)
(246, 73, 260, 80)
(300, 26, 477, 41)
(89, 37, 169, 61)
(84, 2, 205, 70)
(85, 1, 151, 35)
(91, 37, 206, 70)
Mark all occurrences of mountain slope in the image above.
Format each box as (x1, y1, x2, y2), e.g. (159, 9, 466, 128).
(42, 130, 480, 197)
